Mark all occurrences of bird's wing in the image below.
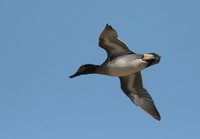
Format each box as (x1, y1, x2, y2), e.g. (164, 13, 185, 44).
(119, 72, 161, 120)
(99, 24, 134, 59)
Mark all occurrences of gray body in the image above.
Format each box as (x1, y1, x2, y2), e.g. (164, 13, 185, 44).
(97, 54, 146, 76)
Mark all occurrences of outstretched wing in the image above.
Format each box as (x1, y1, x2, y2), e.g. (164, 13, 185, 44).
(119, 72, 161, 121)
(99, 24, 134, 59)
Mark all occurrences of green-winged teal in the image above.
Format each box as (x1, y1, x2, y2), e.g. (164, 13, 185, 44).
(70, 24, 161, 121)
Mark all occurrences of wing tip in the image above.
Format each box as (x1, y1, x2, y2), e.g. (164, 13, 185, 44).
(142, 107, 161, 121)
(105, 24, 113, 30)
(153, 107, 161, 121)
(154, 114, 161, 121)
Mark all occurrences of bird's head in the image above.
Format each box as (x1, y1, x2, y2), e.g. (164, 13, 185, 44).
(69, 64, 98, 78)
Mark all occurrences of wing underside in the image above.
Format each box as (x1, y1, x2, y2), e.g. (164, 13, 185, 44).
(119, 72, 161, 120)
(99, 24, 134, 59)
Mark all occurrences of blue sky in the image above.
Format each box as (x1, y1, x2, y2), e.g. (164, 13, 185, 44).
(0, 0, 200, 138)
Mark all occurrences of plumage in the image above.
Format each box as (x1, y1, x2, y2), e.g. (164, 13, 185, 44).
(70, 24, 161, 121)
(119, 72, 161, 120)
(99, 24, 134, 60)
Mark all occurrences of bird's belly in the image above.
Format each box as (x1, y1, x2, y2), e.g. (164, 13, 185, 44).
(101, 59, 147, 76)
(106, 67, 138, 76)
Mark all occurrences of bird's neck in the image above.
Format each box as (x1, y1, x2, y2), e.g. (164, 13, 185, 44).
(84, 64, 100, 74)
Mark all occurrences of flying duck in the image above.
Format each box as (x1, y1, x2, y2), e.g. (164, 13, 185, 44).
(70, 24, 161, 121)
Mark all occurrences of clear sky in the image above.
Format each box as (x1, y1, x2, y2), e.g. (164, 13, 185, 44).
(0, 0, 200, 138)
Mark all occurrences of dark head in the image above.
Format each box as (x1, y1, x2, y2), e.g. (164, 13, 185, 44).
(69, 64, 99, 78)
(142, 53, 161, 67)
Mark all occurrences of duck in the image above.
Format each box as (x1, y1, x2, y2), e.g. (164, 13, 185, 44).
(69, 24, 161, 121)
